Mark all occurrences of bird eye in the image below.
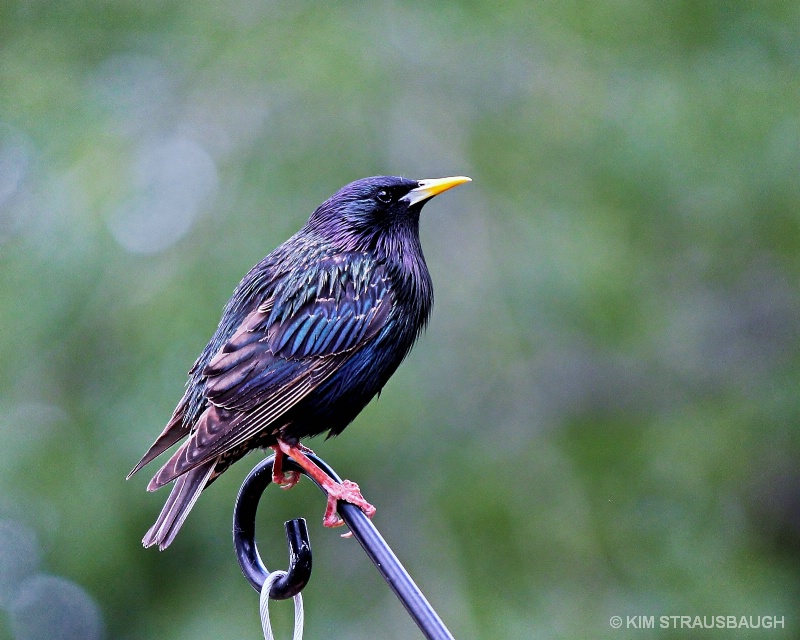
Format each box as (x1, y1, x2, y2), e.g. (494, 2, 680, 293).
(375, 189, 392, 204)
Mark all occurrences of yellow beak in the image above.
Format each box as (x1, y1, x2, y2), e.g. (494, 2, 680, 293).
(402, 176, 472, 207)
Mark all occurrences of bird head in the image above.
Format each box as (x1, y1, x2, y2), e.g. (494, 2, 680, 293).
(305, 175, 471, 254)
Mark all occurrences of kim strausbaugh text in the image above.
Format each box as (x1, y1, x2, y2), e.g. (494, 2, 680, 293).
(610, 614, 785, 630)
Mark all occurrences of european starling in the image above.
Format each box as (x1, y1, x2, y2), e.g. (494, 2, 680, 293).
(129, 175, 471, 549)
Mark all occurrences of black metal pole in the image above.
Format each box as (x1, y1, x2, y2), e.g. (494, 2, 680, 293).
(233, 453, 456, 640)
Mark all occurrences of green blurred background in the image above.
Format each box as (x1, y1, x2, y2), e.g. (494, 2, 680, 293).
(1, 1, 799, 638)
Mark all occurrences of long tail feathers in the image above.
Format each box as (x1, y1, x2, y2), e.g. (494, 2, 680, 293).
(142, 458, 218, 550)
(127, 401, 190, 480)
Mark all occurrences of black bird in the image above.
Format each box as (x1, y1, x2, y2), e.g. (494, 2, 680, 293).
(128, 175, 471, 549)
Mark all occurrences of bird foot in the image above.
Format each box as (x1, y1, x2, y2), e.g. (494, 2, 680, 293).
(276, 469, 301, 490)
(323, 479, 376, 528)
(270, 445, 303, 489)
(274, 439, 376, 534)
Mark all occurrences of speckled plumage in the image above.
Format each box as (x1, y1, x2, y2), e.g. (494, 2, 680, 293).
(129, 175, 467, 549)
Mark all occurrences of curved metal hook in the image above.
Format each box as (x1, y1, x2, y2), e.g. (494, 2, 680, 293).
(233, 455, 312, 599)
(234, 452, 456, 640)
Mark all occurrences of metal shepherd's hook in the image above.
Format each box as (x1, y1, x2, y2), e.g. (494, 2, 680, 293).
(233, 455, 313, 599)
(232, 453, 456, 640)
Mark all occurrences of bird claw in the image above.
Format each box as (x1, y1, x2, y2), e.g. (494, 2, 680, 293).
(272, 441, 375, 536)
(270, 442, 316, 489)
(272, 466, 300, 489)
(270, 444, 303, 489)
(325, 513, 345, 528)
(278, 470, 300, 490)
(322, 479, 376, 531)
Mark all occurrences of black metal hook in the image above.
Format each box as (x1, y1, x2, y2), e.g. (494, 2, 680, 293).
(233, 452, 456, 640)
(233, 455, 312, 599)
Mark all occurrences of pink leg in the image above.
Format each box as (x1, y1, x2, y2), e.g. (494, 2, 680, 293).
(276, 439, 376, 528)
(270, 446, 300, 490)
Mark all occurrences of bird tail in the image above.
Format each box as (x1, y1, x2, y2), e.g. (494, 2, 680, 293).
(142, 458, 218, 550)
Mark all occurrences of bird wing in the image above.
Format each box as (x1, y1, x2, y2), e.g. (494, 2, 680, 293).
(148, 255, 393, 487)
